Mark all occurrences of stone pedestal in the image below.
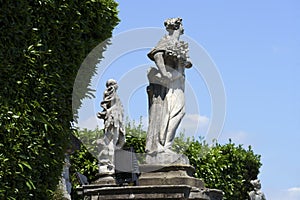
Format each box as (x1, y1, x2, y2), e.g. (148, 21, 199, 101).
(138, 164, 222, 200)
(145, 151, 190, 165)
(77, 185, 222, 200)
(139, 164, 204, 188)
(93, 174, 115, 185)
(77, 164, 223, 200)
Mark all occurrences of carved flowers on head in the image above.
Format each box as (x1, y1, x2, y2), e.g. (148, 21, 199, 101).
(164, 17, 183, 31)
(166, 41, 190, 60)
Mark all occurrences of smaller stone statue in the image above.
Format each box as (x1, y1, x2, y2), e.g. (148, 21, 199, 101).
(97, 79, 125, 175)
(249, 179, 266, 200)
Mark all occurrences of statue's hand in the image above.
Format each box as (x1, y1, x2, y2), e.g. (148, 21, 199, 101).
(162, 72, 172, 79)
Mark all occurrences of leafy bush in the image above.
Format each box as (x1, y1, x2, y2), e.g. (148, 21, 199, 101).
(0, 0, 119, 199)
(71, 120, 261, 200)
(69, 145, 99, 199)
(75, 127, 104, 157)
(69, 120, 146, 199)
(172, 131, 193, 154)
(70, 119, 146, 179)
(124, 119, 147, 158)
(186, 139, 262, 199)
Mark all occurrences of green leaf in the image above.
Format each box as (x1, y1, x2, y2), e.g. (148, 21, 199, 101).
(20, 161, 32, 170)
(18, 164, 24, 172)
(26, 180, 36, 190)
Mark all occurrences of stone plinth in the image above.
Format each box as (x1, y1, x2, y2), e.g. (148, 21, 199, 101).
(93, 174, 115, 185)
(78, 185, 191, 199)
(77, 184, 222, 200)
(145, 151, 190, 165)
(139, 164, 204, 188)
(77, 164, 223, 200)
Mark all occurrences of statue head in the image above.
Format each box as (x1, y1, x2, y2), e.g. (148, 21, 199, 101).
(250, 179, 261, 190)
(106, 79, 118, 90)
(164, 17, 184, 34)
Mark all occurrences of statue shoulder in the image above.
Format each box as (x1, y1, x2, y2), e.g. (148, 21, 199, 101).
(147, 35, 169, 61)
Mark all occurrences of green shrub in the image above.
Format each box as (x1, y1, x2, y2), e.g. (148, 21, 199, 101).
(186, 139, 261, 199)
(71, 121, 261, 200)
(0, 0, 119, 199)
(124, 119, 147, 156)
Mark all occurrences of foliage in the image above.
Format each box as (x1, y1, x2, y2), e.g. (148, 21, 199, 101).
(69, 145, 99, 199)
(75, 127, 104, 156)
(186, 139, 262, 199)
(0, 0, 119, 199)
(69, 120, 146, 199)
(70, 119, 262, 199)
(69, 127, 103, 199)
(124, 118, 147, 156)
(172, 130, 193, 154)
(51, 184, 67, 200)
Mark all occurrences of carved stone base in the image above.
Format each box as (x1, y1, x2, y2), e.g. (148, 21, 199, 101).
(138, 164, 222, 199)
(93, 174, 115, 185)
(77, 164, 223, 200)
(139, 164, 203, 188)
(146, 151, 190, 165)
(77, 184, 222, 200)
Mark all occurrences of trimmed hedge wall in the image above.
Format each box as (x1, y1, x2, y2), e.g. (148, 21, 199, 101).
(0, 0, 119, 199)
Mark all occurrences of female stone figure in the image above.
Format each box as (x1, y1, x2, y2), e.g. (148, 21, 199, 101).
(97, 79, 125, 174)
(146, 18, 192, 161)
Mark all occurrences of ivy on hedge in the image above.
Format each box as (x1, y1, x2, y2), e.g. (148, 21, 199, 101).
(0, 0, 119, 199)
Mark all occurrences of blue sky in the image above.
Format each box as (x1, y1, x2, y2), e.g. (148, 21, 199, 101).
(76, 0, 300, 199)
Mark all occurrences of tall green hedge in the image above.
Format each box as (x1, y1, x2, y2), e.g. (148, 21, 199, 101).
(0, 0, 119, 199)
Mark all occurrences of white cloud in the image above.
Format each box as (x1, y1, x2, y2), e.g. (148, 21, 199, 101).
(76, 115, 103, 130)
(179, 114, 209, 138)
(130, 113, 209, 139)
(288, 187, 300, 192)
(218, 130, 251, 145)
(266, 187, 300, 200)
(287, 187, 300, 199)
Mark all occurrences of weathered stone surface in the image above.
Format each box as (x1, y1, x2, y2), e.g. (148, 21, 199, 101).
(146, 150, 190, 165)
(139, 164, 204, 188)
(145, 18, 192, 161)
(79, 185, 190, 200)
(139, 164, 195, 175)
(249, 179, 266, 200)
(96, 79, 126, 175)
(77, 164, 223, 200)
(81, 185, 222, 200)
(190, 187, 223, 200)
(93, 174, 115, 185)
(78, 185, 222, 200)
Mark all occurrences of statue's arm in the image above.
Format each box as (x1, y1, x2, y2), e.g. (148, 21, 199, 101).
(153, 52, 171, 78)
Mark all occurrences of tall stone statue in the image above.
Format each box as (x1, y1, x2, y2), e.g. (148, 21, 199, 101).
(146, 18, 192, 164)
(249, 179, 267, 200)
(97, 79, 125, 174)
